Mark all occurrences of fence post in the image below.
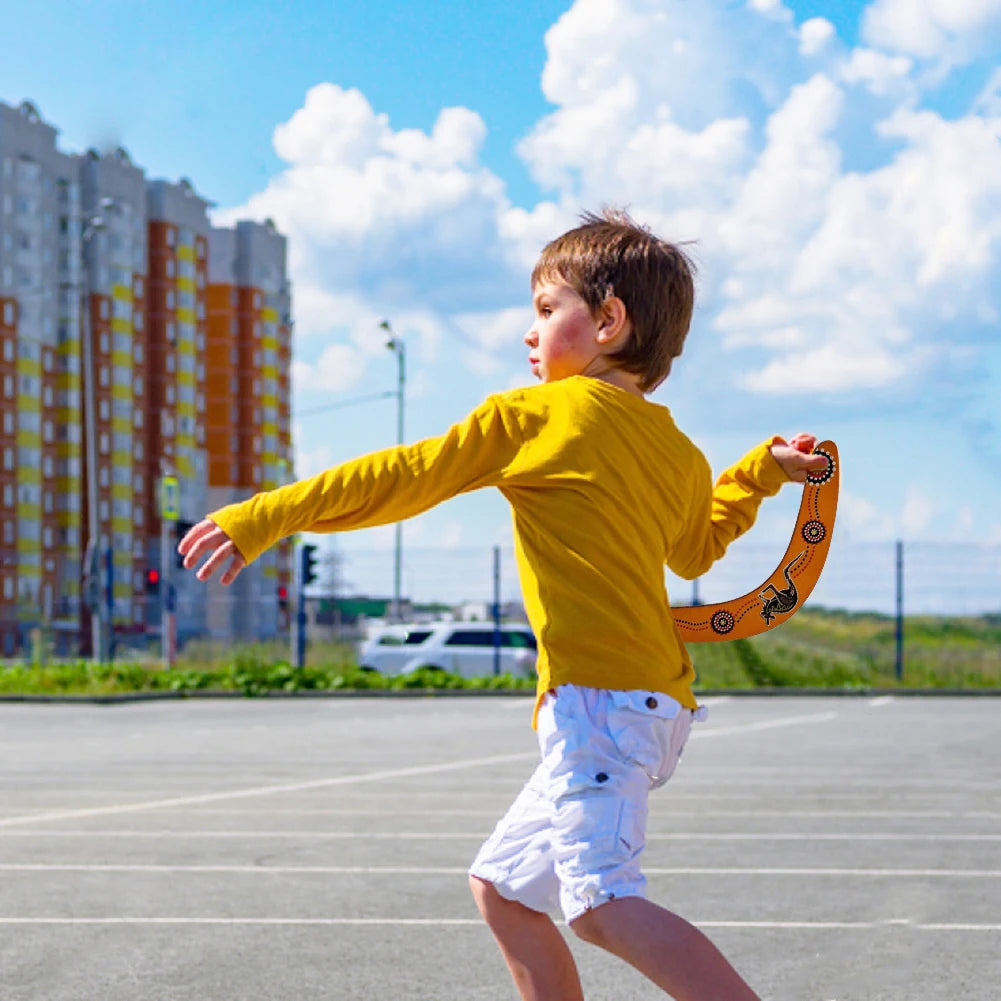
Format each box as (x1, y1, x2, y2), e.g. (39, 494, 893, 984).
(895, 539, 904, 681)
(492, 545, 501, 676)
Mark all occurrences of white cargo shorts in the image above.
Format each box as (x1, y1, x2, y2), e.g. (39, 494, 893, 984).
(469, 684, 704, 923)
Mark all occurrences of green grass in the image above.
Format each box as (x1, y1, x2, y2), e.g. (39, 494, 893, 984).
(3, 609, 1000, 696)
(690, 608, 1001, 691)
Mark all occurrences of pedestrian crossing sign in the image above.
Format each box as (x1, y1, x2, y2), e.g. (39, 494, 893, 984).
(161, 476, 179, 521)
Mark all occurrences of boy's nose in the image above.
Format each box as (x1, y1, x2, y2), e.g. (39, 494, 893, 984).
(524, 327, 537, 346)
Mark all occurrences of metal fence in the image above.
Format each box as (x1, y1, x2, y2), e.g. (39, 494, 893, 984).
(322, 539, 1001, 620)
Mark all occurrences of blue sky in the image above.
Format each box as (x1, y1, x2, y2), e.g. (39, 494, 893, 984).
(3, 0, 1000, 609)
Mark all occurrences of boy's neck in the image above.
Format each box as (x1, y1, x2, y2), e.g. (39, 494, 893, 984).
(582, 368, 646, 398)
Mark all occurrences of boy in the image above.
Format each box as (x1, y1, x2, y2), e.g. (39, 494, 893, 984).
(179, 210, 826, 1000)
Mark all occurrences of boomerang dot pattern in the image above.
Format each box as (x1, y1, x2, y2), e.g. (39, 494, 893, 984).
(806, 447, 836, 486)
(711, 609, 735, 635)
(802, 519, 826, 544)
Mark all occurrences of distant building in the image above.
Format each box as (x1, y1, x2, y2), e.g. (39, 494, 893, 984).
(204, 219, 294, 642)
(0, 99, 293, 654)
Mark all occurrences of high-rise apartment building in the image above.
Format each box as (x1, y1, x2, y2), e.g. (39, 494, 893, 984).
(0, 99, 293, 655)
(205, 220, 293, 640)
(0, 100, 82, 654)
(76, 146, 149, 639)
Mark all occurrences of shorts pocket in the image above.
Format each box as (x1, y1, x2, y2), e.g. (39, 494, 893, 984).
(552, 793, 621, 859)
(606, 690, 680, 776)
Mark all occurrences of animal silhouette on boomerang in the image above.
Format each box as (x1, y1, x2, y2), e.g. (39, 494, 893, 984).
(671, 441, 839, 642)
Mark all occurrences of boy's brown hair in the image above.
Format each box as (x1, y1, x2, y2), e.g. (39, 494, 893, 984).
(531, 209, 696, 392)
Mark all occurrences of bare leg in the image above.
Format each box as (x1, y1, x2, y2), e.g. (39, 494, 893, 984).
(570, 896, 760, 1001)
(469, 876, 584, 1001)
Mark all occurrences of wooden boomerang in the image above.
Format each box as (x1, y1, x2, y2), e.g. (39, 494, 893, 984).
(671, 441, 840, 642)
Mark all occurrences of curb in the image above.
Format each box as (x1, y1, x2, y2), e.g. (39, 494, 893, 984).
(2, 687, 1001, 705)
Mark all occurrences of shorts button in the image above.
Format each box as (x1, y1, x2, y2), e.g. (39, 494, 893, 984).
(595, 772, 608, 783)
(645, 696, 658, 709)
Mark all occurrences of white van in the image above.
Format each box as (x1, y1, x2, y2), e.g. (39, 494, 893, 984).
(358, 622, 537, 679)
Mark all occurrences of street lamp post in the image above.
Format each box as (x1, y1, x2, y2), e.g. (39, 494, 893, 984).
(80, 198, 116, 663)
(380, 320, 405, 622)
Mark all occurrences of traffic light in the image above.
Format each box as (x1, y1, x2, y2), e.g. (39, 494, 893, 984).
(278, 584, 289, 612)
(301, 544, 319, 585)
(145, 568, 161, 593)
(174, 520, 196, 569)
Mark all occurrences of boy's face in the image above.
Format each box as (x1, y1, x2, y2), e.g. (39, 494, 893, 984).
(525, 281, 603, 384)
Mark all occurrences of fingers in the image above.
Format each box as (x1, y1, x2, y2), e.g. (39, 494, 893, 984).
(787, 451, 831, 483)
(193, 538, 246, 584)
(178, 519, 217, 557)
(788, 432, 817, 454)
(177, 519, 246, 586)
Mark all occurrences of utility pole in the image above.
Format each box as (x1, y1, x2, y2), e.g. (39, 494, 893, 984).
(492, 545, 501, 677)
(79, 203, 115, 664)
(160, 473, 179, 669)
(380, 320, 405, 621)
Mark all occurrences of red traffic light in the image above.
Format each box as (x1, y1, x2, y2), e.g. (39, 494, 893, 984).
(277, 585, 288, 600)
(147, 569, 160, 585)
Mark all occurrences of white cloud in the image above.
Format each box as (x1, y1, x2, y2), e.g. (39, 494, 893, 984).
(216, 82, 518, 319)
(974, 66, 1001, 115)
(292, 343, 366, 396)
(454, 306, 533, 352)
(799, 17, 835, 56)
(840, 47, 914, 95)
(862, 0, 1001, 70)
(740, 342, 908, 393)
(747, 0, 793, 22)
(840, 490, 896, 540)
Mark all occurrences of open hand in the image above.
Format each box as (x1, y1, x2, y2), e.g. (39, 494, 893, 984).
(177, 519, 246, 585)
(769, 433, 831, 483)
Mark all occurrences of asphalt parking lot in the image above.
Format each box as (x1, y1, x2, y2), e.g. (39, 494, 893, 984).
(1, 693, 999, 1001)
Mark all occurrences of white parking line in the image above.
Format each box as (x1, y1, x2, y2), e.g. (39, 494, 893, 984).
(691, 711, 839, 738)
(0, 750, 537, 829)
(3, 863, 1000, 878)
(0, 709, 837, 829)
(2, 830, 1000, 841)
(165, 807, 1000, 820)
(869, 695, 896, 708)
(0, 916, 996, 931)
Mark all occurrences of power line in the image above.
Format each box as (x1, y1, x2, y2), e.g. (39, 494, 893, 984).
(294, 388, 396, 416)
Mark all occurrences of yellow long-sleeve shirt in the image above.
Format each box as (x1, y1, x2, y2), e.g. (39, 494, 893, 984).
(209, 376, 789, 722)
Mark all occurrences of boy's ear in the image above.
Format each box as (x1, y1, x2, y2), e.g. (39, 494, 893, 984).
(595, 296, 630, 347)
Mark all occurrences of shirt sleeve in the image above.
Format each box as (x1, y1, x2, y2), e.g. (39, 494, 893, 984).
(208, 396, 521, 565)
(667, 437, 790, 580)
